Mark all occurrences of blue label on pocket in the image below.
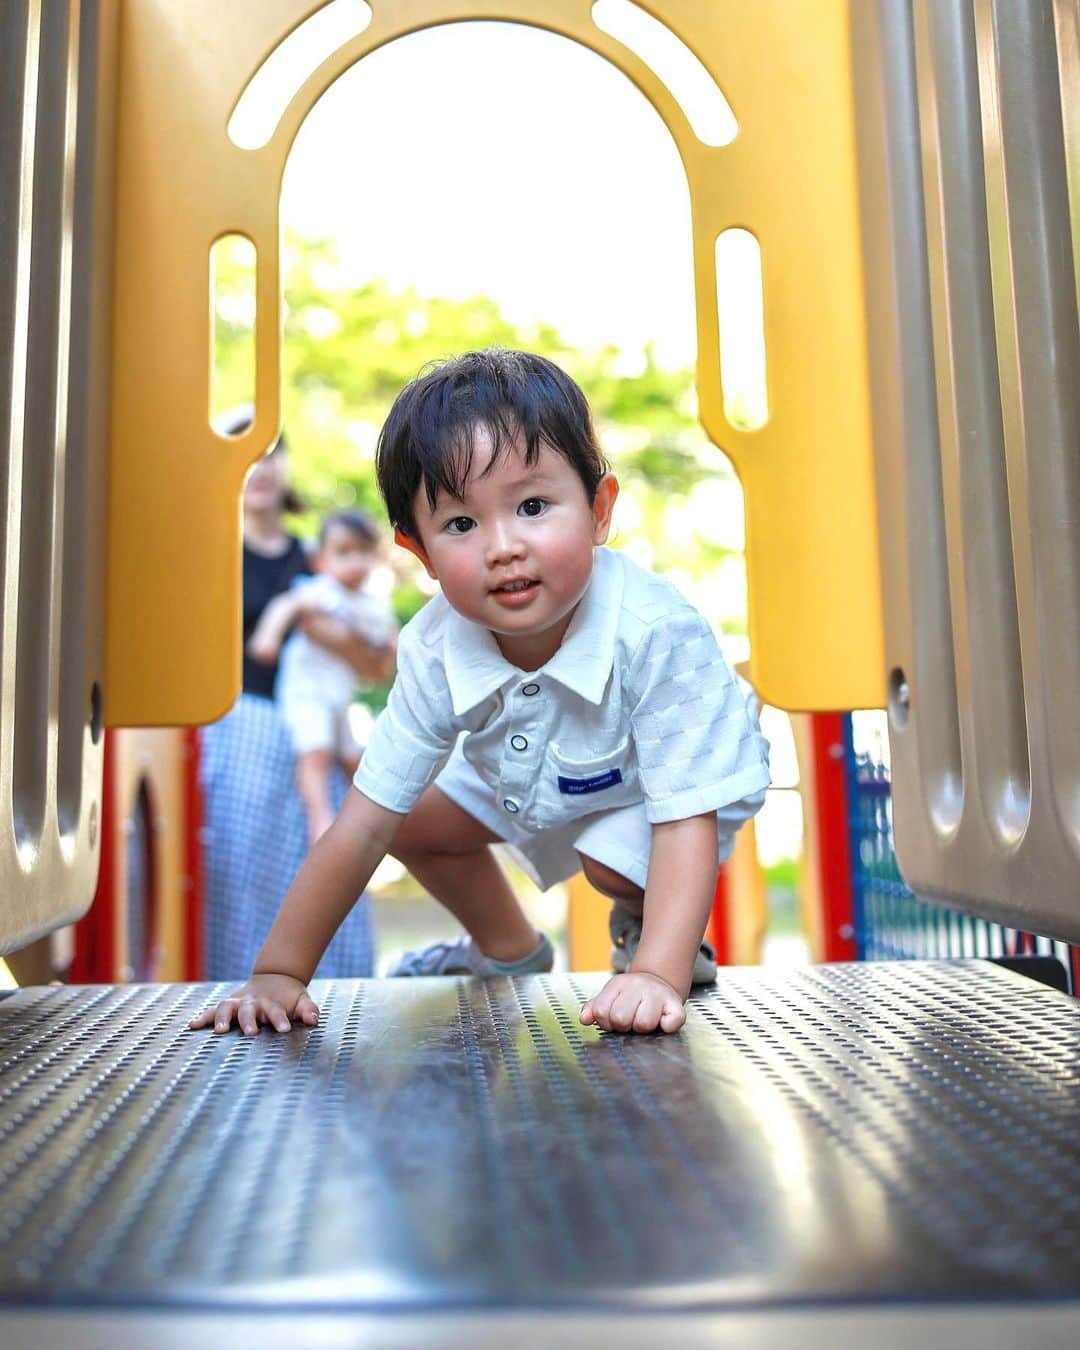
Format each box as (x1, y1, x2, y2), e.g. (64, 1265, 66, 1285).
(557, 768, 623, 796)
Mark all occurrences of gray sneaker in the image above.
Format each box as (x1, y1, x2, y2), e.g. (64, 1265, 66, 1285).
(387, 932, 555, 978)
(609, 902, 718, 985)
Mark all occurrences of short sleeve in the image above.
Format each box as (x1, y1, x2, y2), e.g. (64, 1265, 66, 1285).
(628, 608, 771, 825)
(352, 626, 457, 813)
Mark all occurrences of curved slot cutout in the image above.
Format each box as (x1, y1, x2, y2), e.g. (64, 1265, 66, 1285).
(592, 0, 737, 146)
(228, 0, 373, 150)
(14, 0, 72, 864)
(715, 228, 769, 430)
(125, 778, 160, 982)
(210, 234, 257, 432)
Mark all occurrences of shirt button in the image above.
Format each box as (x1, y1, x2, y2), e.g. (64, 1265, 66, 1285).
(510, 735, 528, 751)
(521, 682, 540, 696)
(503, 798, 520, 813)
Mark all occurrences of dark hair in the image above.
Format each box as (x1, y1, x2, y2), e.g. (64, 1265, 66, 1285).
(375, 349, 608, 538)
(319, 508, 379, 549)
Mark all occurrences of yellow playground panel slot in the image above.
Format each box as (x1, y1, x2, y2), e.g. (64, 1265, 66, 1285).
(106, 0, 884, 726)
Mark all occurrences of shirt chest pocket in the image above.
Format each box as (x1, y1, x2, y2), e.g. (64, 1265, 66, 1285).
(545, 736, 637, 816)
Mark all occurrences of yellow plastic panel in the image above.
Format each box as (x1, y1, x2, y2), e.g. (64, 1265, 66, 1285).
(106, 0, 883, 724)
(566, 871, 612, 971)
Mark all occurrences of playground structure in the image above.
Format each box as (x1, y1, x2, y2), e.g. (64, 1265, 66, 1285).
(1, 1, 1078, 1344)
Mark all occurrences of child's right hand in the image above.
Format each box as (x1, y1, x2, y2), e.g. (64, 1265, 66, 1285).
(189, 973, 319, 1036)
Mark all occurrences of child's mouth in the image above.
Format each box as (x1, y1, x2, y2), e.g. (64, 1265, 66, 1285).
(492, 578, 540, 603)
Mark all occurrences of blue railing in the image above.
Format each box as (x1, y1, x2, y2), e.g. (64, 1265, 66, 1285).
(842, 712, 1076, 993)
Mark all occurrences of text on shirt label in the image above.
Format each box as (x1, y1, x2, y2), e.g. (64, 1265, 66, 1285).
(557, 768, 624, 796)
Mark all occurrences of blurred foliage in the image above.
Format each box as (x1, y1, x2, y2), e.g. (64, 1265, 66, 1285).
(213, 229, 748, 658)
(763, 857, 803, 934)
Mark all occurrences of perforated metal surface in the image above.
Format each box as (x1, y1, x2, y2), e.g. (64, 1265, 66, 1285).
(0, 965, 1077, 1314)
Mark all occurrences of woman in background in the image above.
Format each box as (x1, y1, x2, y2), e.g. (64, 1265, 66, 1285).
(199, 417, 393, 979)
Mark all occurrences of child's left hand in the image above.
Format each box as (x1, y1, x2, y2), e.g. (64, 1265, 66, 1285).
(246, 631, 281, 664)
(579, 971, 686, 1034)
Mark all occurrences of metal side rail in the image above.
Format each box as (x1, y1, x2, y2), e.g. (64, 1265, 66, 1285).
(0, 963, 1077, 1348)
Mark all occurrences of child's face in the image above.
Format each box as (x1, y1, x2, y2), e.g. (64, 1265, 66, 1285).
(404, 428, 618, 668)
(318, 523, 377, 591)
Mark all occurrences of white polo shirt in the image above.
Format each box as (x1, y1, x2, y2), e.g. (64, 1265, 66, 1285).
(354, 547, 771, 836)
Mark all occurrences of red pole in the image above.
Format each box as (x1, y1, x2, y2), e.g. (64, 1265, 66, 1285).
(705, 864, 731, 966)
(71, 730, 118, 982)
(810, 713, 857, 962)
(181, 728, 205, 980)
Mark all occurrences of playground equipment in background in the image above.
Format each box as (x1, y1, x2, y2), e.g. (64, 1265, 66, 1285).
(103, 0, 882, 732)
(69, 728, 203, 984)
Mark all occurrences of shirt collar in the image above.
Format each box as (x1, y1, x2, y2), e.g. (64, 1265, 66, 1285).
(443, 547, 624, 716)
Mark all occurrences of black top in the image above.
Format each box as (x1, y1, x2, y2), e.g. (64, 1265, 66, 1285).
(242, 536, 310, 699)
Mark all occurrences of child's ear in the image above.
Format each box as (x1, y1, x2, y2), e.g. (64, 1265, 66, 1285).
(394, 528, 438, 580)
(590, 474, 619, 545)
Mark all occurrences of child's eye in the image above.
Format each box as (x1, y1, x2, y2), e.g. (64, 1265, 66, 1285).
(518, 498, 547, 518)
(445, 516, 475, 535)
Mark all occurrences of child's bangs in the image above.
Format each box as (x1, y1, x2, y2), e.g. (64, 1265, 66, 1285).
(422, 408, 544, 512)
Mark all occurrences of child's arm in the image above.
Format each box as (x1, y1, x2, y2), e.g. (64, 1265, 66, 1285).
(579, 812, 719, 1035)
(299, 612, 396, 682)
(247, 589, 310, 665)
(189, 788, 402, 1035)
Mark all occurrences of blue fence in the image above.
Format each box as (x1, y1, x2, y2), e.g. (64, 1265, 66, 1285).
(842, 712, 1077, 993)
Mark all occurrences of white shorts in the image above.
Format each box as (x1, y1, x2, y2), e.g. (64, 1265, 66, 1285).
(280, 698, 360, 760)
(433, 742, 737, 892)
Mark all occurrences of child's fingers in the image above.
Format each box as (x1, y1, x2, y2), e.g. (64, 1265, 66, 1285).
(294, 993, 320, 1026)
(580, 978, 685, 1033)
(189, 1006, 218, 1029)
(265, 1001, 292, 1033)
(632, 997, 663, 1034)
(602, 987, 636, 1032)
(586, 987, 620, 1031)
(210, 999, 240, 1033)
(239, 999, 266, 1037)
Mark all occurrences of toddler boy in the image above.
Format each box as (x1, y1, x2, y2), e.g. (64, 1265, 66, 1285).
(196, 350, 770, 1036)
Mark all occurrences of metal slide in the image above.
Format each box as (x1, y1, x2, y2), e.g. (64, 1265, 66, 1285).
(0, 964, 1077, 1346)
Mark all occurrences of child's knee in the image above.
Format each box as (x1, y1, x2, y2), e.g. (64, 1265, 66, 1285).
(579, 855, 642, 902)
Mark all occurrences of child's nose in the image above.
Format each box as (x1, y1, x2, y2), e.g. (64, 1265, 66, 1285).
(485, 520, 525, 565)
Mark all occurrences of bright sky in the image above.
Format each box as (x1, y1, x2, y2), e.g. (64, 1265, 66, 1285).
(280, 20, 699, 370)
